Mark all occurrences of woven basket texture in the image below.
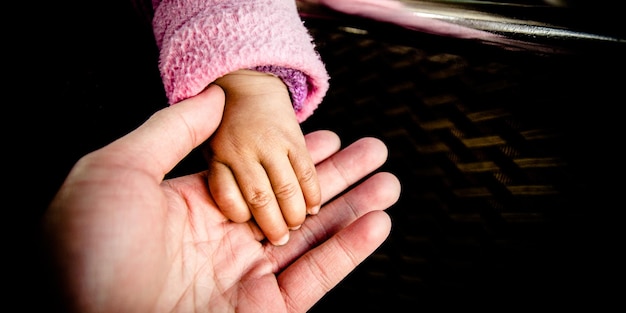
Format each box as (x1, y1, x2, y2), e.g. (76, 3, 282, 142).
(18, 2, 623, 310)
(301, 15, 623, 310)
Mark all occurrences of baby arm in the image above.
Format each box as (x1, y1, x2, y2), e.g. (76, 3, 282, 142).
(150, 0, 330, 245)
(207, 69, 321, 246)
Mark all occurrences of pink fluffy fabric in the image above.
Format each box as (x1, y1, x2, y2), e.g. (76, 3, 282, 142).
(152, 0, 329, 122)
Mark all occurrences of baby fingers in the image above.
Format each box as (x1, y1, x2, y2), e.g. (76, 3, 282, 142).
(231, 161, 294, 246)
(207, 161, 251, 223)
(263, 155, 309, 229)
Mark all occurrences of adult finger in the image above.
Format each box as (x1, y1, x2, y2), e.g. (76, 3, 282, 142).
(269, 172, 401, 269)
(304, 130, 341, 164)
(105, 85, 225, 179)
(278, 210, 392, 313)
(316, 137, 389, 203)
(265, 137, 399, 265)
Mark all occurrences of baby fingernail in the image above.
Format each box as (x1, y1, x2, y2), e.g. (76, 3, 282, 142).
(289, 225, 301, 231)
(307, 205, 320, 215)
(274, 233, 290, 246)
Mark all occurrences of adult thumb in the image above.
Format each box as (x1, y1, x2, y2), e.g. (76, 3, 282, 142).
(107, 84, 225, 179)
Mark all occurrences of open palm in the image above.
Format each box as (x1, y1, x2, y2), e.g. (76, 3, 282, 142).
(43, 85, 401, 313)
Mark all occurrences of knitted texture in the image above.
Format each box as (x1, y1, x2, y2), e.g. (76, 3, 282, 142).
(253, 65, 307, 113)
(151, 0, 329, 122)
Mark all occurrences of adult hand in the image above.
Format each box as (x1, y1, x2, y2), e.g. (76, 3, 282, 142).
(43, 85, 401, 313)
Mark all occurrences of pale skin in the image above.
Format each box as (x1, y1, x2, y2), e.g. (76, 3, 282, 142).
(42, 85, 401, 313)
(209, 69, 319, 245)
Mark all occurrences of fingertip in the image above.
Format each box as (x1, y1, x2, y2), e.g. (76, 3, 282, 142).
(177, 84, 226, 137)
(376, 172, 402, 203)
(358, 210, 392, 244)
(272, 232, 290, 246)
(345, 137, 389, 174)
(111, 83, 228, 178)
(304, 129, 339, 142)
(307, 205, 320, 216)
(353, 137, 389, 161)
(286, 212, 307, 230)
(305, 130, 342, 164)
(313, 130, 341, 145)
(199, 84, 226, 102)
(174, 84, 225, 119)
(347, 172, 402, 215)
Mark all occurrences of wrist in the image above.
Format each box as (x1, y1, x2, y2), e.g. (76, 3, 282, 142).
(252, 65, 307, 113)
(214, 69, 288, 98)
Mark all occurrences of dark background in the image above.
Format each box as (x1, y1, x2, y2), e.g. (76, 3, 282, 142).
(10, 1, 624, 311)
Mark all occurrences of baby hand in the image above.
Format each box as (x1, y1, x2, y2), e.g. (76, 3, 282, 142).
(207, 70, 321, 245)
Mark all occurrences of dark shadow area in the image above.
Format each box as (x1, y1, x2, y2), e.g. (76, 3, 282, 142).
(10, 1, 623, 311)
(301, 12, 624, 311)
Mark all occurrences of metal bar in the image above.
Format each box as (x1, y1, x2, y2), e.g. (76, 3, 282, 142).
(297, 0, 626, 54)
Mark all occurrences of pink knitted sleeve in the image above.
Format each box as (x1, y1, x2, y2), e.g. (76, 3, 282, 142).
(152, 0, 329, 122)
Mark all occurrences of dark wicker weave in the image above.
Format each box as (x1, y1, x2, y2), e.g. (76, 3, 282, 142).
(300, 13, 623, 311)
(14, 1, 622, 311)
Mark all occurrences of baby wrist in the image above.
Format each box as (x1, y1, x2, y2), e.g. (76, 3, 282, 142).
(252, 65, 307, 113)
